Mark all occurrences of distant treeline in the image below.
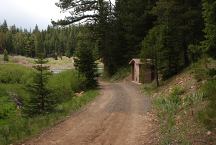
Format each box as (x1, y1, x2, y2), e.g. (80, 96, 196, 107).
(0, 21, 80, 58)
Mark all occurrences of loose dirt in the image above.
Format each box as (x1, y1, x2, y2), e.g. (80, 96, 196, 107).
(23, 81, 159, 145)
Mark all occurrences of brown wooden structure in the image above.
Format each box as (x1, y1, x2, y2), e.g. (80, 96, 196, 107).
(129, 59, 155, 84)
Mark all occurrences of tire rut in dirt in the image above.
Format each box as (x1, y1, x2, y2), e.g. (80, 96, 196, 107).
(81, 83, 132, 145)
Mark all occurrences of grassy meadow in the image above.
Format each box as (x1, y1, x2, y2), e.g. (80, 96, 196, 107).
(0, 55, 75, 70)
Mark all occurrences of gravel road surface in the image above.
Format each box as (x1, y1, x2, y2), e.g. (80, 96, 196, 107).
(24, 81, 158, 145)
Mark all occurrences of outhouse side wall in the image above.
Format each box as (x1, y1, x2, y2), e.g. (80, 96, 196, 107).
(134, 63, 140, 83)
(139, 64, 155, 84)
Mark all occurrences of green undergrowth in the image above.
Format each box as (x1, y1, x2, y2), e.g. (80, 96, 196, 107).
(110, 67, 130, 82)
(198, 79, 216, 130)
(48, 70, 86, 102)
(0, 90, 98, 145)
(0, 64, 99, 145)
(154, 87, 204, 144)
(152, 58, 216, 144)
(191, 58, 216, 130)
(142, 81, 158, 96)
(0, 64, 34, 84)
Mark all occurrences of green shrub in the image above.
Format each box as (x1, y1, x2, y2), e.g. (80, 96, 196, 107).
(191, 58, 216, 81)
(0, 96, 17, 119)
(142, 81, 158, 95)
(198, 79, 216, 129)
(0, 84, 30, 100)
(56, 90, 98, 113)
(0, 84, 30, 120)
(0, 64, 33, 120)
(0, 90, 98, 145)
(207, 68, 216, 77)
(192, 66, 208, 82)
(48, 70, 86, 102)
(202, 79, 216, 100)
(0, 64, 34, 84)
(171, 86, 185, 96)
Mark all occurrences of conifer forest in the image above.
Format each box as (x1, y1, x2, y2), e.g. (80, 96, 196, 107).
(0, 0, 215, 145)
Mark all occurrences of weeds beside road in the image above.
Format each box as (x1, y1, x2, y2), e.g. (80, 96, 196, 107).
(144, 59, 216, 145)
(0, 63, 98, 145)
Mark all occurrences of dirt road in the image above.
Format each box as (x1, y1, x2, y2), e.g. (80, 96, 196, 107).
(24, 81, 158, 145)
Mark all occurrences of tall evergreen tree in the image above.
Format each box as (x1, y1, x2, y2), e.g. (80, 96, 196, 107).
(65, 27, 78, 57)
(141, 25, 166, 86)
(115, 0, 157, 59)
(5, 31, 13, 54)
(0, 32, 6, 49)
(150, 0, 204, 79)
(202, 0, 216, 59)
(33, 24, 39, 33)
(0, 20, 8, 32)
(34, 32, 44, 57)
(13, 32, 26, 55)
(74, 28, 98, 89)
(53, 0, 114, 75)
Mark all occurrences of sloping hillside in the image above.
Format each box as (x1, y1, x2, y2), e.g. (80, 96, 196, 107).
(146, 59, 216, 144)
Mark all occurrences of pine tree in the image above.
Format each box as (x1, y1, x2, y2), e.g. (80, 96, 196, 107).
(13, 32, 26, 55)
(0, 20, 8, 32)
(0, 32, 6, 49)
(150, 0, 203, 79)
(33, 24, 39, 33)
(5, 31, 14, 54)
(74, 48, 98, 89)
(65, 27, 78, 57)
(141, 25, 166, 86)
(53, 0, 114, 75)
(202, 0, 216, 59)
(34, 32, 44, 57)
(24, 55, 55, 116)
(3, 49, 9, 61)
(74, 28, 98, 89)
(115, 0, 157, 59)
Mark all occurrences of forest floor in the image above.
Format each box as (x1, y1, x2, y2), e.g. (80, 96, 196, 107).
(22, 80, 159, 145)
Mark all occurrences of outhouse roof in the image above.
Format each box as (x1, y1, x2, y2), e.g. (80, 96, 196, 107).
(129, 59, 143, 64)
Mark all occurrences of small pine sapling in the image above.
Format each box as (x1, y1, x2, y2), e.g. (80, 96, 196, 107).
(3, 49, 9, 61)
(24, 54, 56, 116)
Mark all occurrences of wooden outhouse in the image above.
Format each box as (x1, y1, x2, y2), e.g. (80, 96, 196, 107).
(129, 59, 155, 84)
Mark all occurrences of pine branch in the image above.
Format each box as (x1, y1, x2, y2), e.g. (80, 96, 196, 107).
(52, 14, 98, 26)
